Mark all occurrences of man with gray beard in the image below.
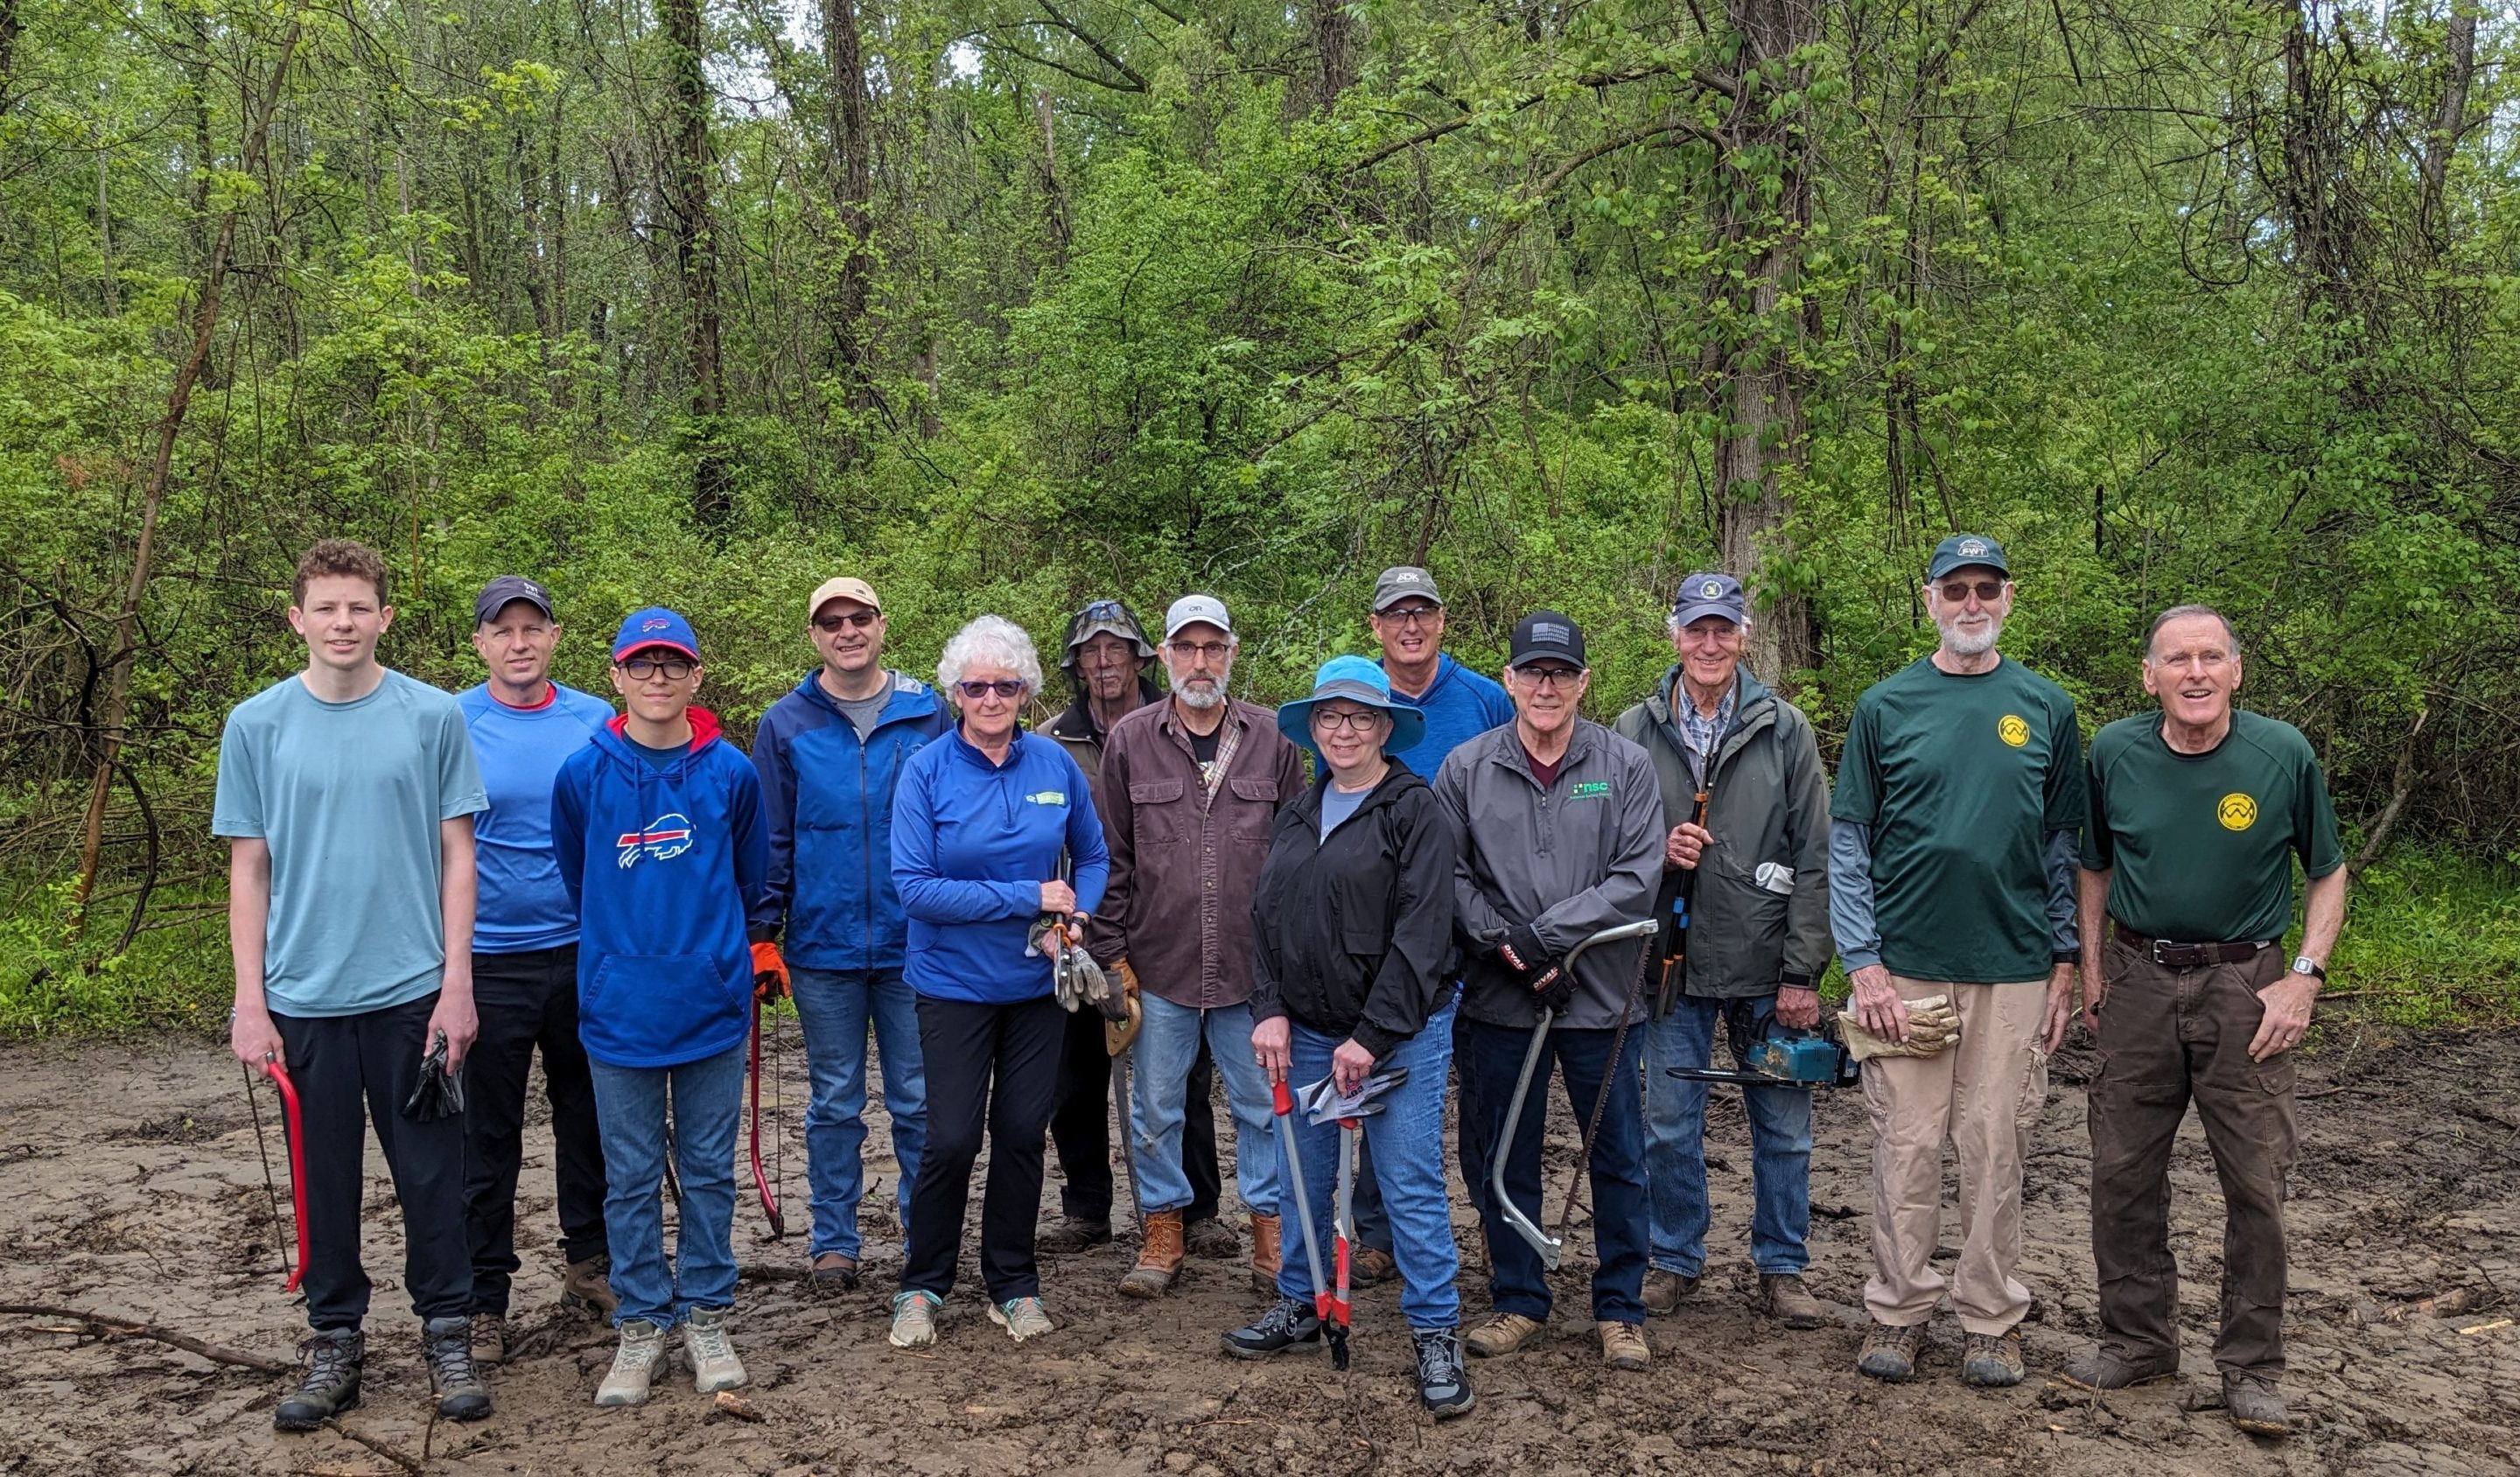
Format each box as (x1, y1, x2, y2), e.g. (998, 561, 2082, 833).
(1829, 535, 2085, 1389)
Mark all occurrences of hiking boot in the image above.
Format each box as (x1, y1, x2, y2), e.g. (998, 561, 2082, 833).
(1464, 1312, 1546, 1358)
(1222, 1297, 1322, 1359)
(1352, 1246, 1399, 1287)
(594, 1320, 666, 1408)
(1413, 1327, 1474, 1418)
(809, 1251, 861, 1291)
(1857, 1320, 1928, 1382)
(987, 1296, 1054, 1343)
(1599, 1320, 1650, 1371)
(1119, 1210, 1186, 1298)
(421, 1316, 492, 1420)
(273, 1327, 363, 1431)
(2059, 1346, 2180, 1390)
(1759, 1274, 1826, 1330)
(1185, 1214, 1241, 1260)
(1036, 1215, 1112, 1255)
(1642, 1268, 1700, 1315)
(2223, 1372, 2291, 1438)
(682, 1307, 746, 1393)
(888, 1290, 941, 1350)
(469, 1312, 508, 1367)
(562, 1255, 620, 1320)
(1961, 1329, 2026, 1388)
(1248, 1214, 1282, 1294)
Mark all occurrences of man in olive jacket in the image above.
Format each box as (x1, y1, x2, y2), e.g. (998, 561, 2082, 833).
(1613, 573, 1834, 1330)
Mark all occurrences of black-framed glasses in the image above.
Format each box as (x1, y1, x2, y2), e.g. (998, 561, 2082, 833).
(1516, 664, 1584, 689)
(621, 655, 696, 681)
(1379, 604, 1442, 626)
(1167, 640, 1231, 662)
(1937, 579, 2006, 603)
(956, 678, 1026, 700)
(813, 610, 879, 632)
(1311, 708, 1387, 734)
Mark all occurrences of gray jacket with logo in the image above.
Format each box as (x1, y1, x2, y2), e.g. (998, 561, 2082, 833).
(1612, 666, 1834, 999)
(1435, 719, 1665, 1030)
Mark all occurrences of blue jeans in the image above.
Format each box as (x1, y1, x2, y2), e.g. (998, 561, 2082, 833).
(1460, 1016, 1648, 1325)
(1644, 994, 1813, 1277)
(1129, 995, 1279, 1218)
(789, 965, 928, 1260)
(588, 1042, 746, 1328)
(1273, 997, 1461, 1330)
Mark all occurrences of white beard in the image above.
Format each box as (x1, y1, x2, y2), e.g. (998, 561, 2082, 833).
(1175, 677, 1228, 710)
(1939, 612, 2004, 657)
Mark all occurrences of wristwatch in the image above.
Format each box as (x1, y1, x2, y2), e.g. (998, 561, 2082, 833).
(2289, 956, 2326, 983)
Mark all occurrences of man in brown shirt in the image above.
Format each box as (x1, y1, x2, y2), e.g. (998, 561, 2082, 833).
(1091, 595, 1308, 1299)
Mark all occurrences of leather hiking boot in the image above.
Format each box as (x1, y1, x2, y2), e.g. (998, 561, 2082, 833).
(422, 1316, 492, 1421)
(1464, 1312, 1546, 1359)
(1857, 1320, 1927, 1382)
(1760, 1274, 1826, 1330)
(1351, 1246, 1399, 1287)
(1599, 1320, 1650, 1371)
(274, 1327, 363, 1431)
(683, 1307, 747, 1393)
(1248, 1214, 1282, 1294)
(595, 1320, 666, 1407)
(809, 1251, 861, 1291)
(1222, 1297, 1321, 1359)
(469, 1312, 508, 1367)
(1414, 1328, 1474, 1418)
(562, 1255, 620, 1320)
(1037, 1215, 1113, 1255)
(1642, 1268, 1700, 1315)
(1184, 1214, 1241, 1260)
(1119, 1210, 1186, 1298)
(2060, 1346, 2180, 1390)
(1961, 1329, 2026, 1388)
(2223, 1373, 2291, 1438)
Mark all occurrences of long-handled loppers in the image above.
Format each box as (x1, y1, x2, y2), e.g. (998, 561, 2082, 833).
(1312, 1067, 1410, 1372)
(1270, 1078, 1338, 1364)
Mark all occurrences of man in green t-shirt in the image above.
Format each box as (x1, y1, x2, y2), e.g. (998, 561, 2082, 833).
(2063, 605, 2345, 1439)
(1828, 534, 2084, 1390)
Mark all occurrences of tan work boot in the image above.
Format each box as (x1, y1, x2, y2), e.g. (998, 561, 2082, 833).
(1759, 1273, 1827, 1330)
(1599, 1320, 1650, 1370)
(1118, 1209, 1186, 1298)
(562, 1255, 620, 1320)
(1464, 1312, 1547, 1358)
(1352, 1247, 1399, 1286)
(468, 1312, 508, 1366)
(1642, 1268, 1699, 1315)
(1249, 1213, 1282, 1294)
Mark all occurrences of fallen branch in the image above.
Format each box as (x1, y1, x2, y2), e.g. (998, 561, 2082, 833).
(0, 1302, 289, 1375)
(320, 1418, 425, 1475)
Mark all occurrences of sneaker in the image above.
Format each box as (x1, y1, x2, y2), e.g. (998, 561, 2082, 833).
(469, 1312, 508, 1366)
(594, 1320, 667, 1408)
(888, 1290, 941, 1350)
(683, 1307, 747, 1393)
(808, 1252, 861, 1291)
(1961, 1329, 2025, 1387)
(1412, 1327, 1474, 1418)
(986, 1296, 1054, 1343)
(273, 1327, 364, 1431)
(422, 1316, 493, 1420)
(1642, 1269, 1700, 1315)
(1036, 1215, 1113, 1255)
(1352, 1247, 1399, 1287)
(2223, 1372, 2291, 1438)
(563, 1255, 620, 1320)
(1184, 1215, 1242, 1260)
(1222, 1297, 1322, 1359)
(1856, 1320, 1927, 1382)
(2059, 1346, 2180, 1390)
(1598, 1320, 1650, 1371)
(1759, 1273, 1827, 1330)
(1463, 1312, 1547, 1359)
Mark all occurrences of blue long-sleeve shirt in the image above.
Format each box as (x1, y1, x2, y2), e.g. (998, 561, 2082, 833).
(1388, 654, 1513, 776)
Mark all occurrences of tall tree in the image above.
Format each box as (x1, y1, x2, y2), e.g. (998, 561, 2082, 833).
(824, 0, 874, 424)
(661, 0, 732, 522)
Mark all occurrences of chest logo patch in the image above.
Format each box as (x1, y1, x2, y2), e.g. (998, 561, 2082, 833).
(1997, 713, 2030, 748)
(1568, 780, 1612, 800)
(1024, 790, 1068, 807)
(2218, 793, 2258, 831)
(617, 811, 695, 868)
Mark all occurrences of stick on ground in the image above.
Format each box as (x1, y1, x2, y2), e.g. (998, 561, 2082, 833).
(0, 1302, 290, 1375)
(320, 1417, 425, 1474)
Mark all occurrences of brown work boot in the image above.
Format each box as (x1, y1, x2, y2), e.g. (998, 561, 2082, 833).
(808, 1251, 860, 1291)
(1118, 1210, 1186, 1298)
(1184, 1215, 1241, 1260)
(2223, 1372, 2291, 1438)
(1961, 1329, 2026, 1387)
(1759, 1273, 1826, 1330)
(1038, 1214, 1114, 1255)
(1248, 1214, 1282, 1294)
(1856, 1320, 1928, 1382)
(2059, 1346, 2180, 1390)
(1642, 1268, 1699, 1315)
(1599, 1320, 1650, 1371)
(1464, 1312, 1547, 1358)
(562, 1255, 620, 1320)
(1352, 1246, 1399, 1286)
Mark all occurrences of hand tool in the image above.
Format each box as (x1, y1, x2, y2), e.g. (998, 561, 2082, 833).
(1306, 1067, 1410, 1372)
(1270, 1077, 1334, 1360)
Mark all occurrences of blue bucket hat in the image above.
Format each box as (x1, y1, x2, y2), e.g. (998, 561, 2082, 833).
(1277, 654, 1427, 760)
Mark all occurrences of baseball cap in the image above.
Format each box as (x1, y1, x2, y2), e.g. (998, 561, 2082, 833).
(1508, 611, 1587, 669)
(612, 606, 701, 662)
(1370, 566, 1445, 612)
(1670, 571, 1746, 628)
(1163, 594, 1233, 641)
(808, 576, 881, 620)
(473, 575, 555, 627)
(1927, 534, 2010, 581)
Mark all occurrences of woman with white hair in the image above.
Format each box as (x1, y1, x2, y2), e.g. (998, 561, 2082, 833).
(886, 615, 1110, 1349)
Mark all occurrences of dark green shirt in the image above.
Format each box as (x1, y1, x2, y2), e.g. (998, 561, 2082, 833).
(1831, 655, 2086, 983)
(2082, 709, 2342, 943)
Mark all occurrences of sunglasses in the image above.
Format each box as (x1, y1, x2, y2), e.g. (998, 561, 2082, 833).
(1080, 599, 1128, 622)
(813, 610, 879, 632)
(1378, 605, 1441, 626)
(1937, 578, 2007, 603)
(1514, 664, 1584, 689)
(956, 679, 1026, 700)
(620, 655, 696, 681)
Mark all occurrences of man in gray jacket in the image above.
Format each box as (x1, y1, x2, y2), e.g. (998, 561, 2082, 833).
(1438, 612, 1664, 1373)
(1613, 573, 1834, 1330)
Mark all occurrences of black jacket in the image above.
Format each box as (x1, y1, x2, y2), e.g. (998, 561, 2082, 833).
(1248, 763, 1457, 1060)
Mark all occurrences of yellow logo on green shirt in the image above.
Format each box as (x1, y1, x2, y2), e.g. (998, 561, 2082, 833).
(1997, 714, 2030, 748)
(2218, 793, 2258, 830)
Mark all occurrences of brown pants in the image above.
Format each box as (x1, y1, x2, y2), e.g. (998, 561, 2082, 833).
(2088, 930, 2295, 1377)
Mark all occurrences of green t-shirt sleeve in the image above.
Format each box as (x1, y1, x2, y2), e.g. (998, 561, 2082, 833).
(435, 698, 490, 821)
(2042, 691, 2088, 833)
(2295, 741, 2344, 879)
(211, 711, 265, 838)
(2079, 738, 2114, 872)
(1830, 698, 1879, 825)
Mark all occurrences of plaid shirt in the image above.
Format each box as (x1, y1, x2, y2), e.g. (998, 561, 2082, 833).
(1673, 676, 1738, 783)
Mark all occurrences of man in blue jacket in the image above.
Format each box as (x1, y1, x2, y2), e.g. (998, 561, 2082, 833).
(552, 608, 771, 1409)
(749, 576, 949, 1288)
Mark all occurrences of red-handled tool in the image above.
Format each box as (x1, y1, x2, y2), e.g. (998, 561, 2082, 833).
(1270, 1078, 1338, 1362)
(747, 995, 787, 1237)
(259, 1059, 311, 1293)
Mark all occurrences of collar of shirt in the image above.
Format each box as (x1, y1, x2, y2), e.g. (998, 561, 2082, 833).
(1675, 675, 1738, 772)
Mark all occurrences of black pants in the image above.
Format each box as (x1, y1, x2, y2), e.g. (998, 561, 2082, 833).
(903, 993, 1065, 1302)
(1047, 1002, 1222, 1222)
(270, 992, 470, 1331)
(464, 945, 609, 1313)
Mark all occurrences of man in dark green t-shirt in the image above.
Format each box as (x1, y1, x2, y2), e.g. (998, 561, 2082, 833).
(1828, 534, 2085, 1390)
(2063, 605, 2345, 1439)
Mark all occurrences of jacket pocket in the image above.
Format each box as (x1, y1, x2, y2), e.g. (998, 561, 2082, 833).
(584, 952, 745, 1060)
(1228, 776, 1279, 803)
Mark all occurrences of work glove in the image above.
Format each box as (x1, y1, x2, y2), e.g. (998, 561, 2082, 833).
(1099, 957, 1138, 1026)
(1103, 962, 1144, 1055)
(1838, 994, 1961, 1062)
(751, 940, 791, 1003)
(1498, 926, 1572, 1018)
(402, 1030, 466, 1122)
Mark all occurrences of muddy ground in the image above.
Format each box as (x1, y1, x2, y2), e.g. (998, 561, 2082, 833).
(1, 1017, 2515, 1476)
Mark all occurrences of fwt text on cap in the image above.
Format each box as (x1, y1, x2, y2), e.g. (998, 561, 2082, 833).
(1927, 534, 2010, 581)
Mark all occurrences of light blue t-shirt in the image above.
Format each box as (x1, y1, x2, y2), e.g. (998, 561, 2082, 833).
(459, 682, 614, 954)
(214, 670, 488, 1018)
(1320, 782, 1370, 839)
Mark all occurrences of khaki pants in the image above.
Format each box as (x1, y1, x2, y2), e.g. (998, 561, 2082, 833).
(1862, 974, 2049, 1334)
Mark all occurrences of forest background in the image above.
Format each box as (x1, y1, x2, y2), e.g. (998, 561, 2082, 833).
(1, 0, 2516, 1033)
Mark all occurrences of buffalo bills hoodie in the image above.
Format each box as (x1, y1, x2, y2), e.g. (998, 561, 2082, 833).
(551, 707, 770, 1068)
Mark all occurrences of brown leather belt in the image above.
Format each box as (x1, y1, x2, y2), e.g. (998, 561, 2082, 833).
(2112, 923, 2270, 970)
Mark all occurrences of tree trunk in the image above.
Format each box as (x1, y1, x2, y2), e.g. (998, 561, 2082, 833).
(823, 0, 873, 419)
(1309, 0, 1354, 111)
(2419, 1, 2476, 245)
(0, 0, 21, 110)
(660, 0, 731, 523)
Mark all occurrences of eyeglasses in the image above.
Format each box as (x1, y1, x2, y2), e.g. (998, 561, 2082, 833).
(1167, 640, 1231, 662)
(813, 610, 879, 632)
(956, 679, 1026, 700)
(620, 655, 695, 681)
(1377, 605, 1442, 626)
(1080, 599, 1128, 622)
(1937, 579, 2006, 604)
(1514, 665, 1584, 690)
(1312, 709, 1386, 734)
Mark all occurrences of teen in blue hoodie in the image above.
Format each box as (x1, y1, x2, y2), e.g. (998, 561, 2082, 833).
(550, 608, 768, 1410)
(886, 616, 1108, 1353)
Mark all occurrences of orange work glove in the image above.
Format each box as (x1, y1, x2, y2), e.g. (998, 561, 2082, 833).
(751, 940, 791, 1002)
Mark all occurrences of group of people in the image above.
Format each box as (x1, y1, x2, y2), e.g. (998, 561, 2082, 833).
(221, 532, 2343, 1440)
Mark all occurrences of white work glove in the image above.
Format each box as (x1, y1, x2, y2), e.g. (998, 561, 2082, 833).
(1839, 993, 1961, 1061)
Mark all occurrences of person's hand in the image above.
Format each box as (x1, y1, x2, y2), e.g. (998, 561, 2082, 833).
(2080, 956, 2108, 1032)
(1040, 878, 1077, 916)
(1331, 1038, 1377, 1096)
(231, 1003, 284, 1069)
(1850, 963, 1908, 1043)
(2040, 961, 2076, 1055)
(2249, 969, 2321, 1061)
(1774, 984, 1820, 1030)
(1665, 822, 1713, 870)
(752, 940, 792, 1002)
(425, 987, 480, 1073)
(1251, 1015, 1292, 1086)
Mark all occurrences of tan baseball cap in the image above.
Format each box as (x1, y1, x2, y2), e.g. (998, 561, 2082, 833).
(808, 576, 881, 620)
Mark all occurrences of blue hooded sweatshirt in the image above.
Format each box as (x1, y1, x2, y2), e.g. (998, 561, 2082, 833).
(890, 726, 1110, 1004)
(551, 707, 770, 1068)
(749, 670, 951, 970)
(1389, 653, 1513, 777)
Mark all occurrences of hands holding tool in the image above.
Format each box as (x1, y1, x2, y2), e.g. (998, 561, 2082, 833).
(1774, 984, 1821, 1029)
(1500, 925, 1572, 1016)
(230, 1002, 286, 1069)
(751, 940, 792, 1003)
(1251, 1014, 1292, 1086)
(1329, 1038, 1377, 1097)
(1665, 821, 1713, 870)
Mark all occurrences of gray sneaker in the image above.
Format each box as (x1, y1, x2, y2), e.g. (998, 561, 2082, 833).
(987, 1296, 1054, 1343)
(2223, 1372, 2291, 1438)
(889, 1290, 941, 1349)
(594, 1320, 667, 1408)
(682, 1307, 747, 1394)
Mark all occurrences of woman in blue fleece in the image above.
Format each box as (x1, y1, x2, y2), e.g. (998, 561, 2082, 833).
(550, 608, 770, 1408)
(886, 615, 1109, 1350)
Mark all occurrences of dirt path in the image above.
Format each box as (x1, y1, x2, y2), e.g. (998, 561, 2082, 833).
(3, 1019, 2515, 1475)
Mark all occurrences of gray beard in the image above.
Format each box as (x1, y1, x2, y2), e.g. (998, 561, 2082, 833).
(1939, 613, 2004, 657)
(1175, 680, 1227, 710)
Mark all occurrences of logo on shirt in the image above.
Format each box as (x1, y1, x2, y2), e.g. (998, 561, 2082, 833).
(617, 812, 695, 867)
(1997, 713, 2030, 748)
(1569, 780, 1613, 801)
(2218, 793, 2258, 831)
(1024, 790, 1068, 807)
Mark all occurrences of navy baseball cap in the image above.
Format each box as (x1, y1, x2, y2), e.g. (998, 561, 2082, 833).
(473, 575, 555, 626)
(612, 606, 700, 662)
(1927, 534, 2010, 581)
(1670, 571, 1746, 628)
(1508, 611, 1587, 668)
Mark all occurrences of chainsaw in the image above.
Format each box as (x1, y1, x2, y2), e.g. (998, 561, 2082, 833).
(1663, 1025, 1861, 1090)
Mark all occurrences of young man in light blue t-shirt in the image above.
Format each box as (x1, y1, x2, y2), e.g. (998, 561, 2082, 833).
(216, 539, 490, 1431)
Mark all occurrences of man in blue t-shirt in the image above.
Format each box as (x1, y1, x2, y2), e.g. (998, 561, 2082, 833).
(456, 576, 619, 1361)
(215, 539, 491, 1430)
